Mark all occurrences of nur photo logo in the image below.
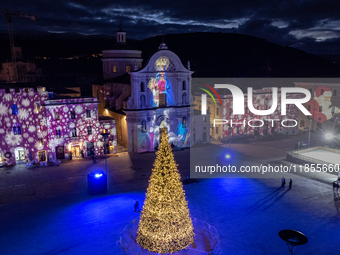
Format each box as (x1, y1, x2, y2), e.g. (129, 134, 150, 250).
(198, 83, 312, 128)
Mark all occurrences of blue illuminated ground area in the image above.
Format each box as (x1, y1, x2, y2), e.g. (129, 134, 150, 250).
(1, 175, 339, 254)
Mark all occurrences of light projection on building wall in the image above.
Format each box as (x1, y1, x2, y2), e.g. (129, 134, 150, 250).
(148, 56, 175, 107)
(306, 86, 340, 123)
(137, 109, 190, 151)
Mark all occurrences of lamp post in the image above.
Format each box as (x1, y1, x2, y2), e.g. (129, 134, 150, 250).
(101, 132, 109, 191)
(279, 229, 308, 255)
(308, 117, 312, 147)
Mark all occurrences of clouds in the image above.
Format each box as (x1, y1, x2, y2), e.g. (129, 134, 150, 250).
(0, 0, 339, 54)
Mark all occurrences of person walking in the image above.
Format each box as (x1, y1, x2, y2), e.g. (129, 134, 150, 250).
(289, 179, 292, 189)
(337, 183, 339, 194)
(281, 177, 285, 188)
(333, 181, 337, 192)
(134, 200, 140, 212)
(134, 200, 139, 212)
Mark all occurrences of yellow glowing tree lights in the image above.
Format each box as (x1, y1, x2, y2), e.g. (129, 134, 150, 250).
(136, 128, 195, 253)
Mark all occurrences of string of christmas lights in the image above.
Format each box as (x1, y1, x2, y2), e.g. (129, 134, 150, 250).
(137, 128, 195, 254)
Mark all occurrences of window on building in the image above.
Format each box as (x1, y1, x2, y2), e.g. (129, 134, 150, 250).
(208, 107, 210, 113)
(265, 99, 269, 110)
(319, 106, 323, 112)
(182, 116, 187, 128)
(72, 128, 77, 137)
(86, 110, 91, 118)
(203, 132, 207, 142)
(216, 127, 219, 134)
(140, 82, 145, 92)
(13, 124, 21, 135)
(140, 95, 146, 108)
(55, 111, 60, 120)
(300, 120, 305, 127)
(34, 102, 41, 113)
(71, 111, 76, 119)
(182, 80, 186, 90)
(216, 108, 219, 115)
(141, 120, 147, 133)
(11, 104, 18, 115)
(333, 89, 337, 97)
(113, 66, 117, 73)
(13, 124, 17, 135)
(56, 129, 61, 138)
(182, 93, 187, 105)
(307, 104, 311, 111)
(203, 116, 207, 122)
(199, 105, 201, 110)
(126, 66, 131, 72)
(87, 126, 92, 135)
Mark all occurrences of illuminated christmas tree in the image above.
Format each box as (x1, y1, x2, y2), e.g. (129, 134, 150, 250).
(137, 128, 195, 254)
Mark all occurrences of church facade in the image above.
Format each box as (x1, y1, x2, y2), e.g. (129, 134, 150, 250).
(124, 44, 192, 152)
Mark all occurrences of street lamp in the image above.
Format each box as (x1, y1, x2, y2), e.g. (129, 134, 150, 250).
(325, 132, 333, 140)
(279, 229, 308, 255)
(324, 132, 334, 148)
(101, 132, 109, 191)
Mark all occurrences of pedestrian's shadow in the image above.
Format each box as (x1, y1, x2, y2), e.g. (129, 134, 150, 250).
(247, 187, 283, 214)
(261, 189, 291, 212)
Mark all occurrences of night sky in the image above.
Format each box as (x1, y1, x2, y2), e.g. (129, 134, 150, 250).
(1, 0, 340, 55)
